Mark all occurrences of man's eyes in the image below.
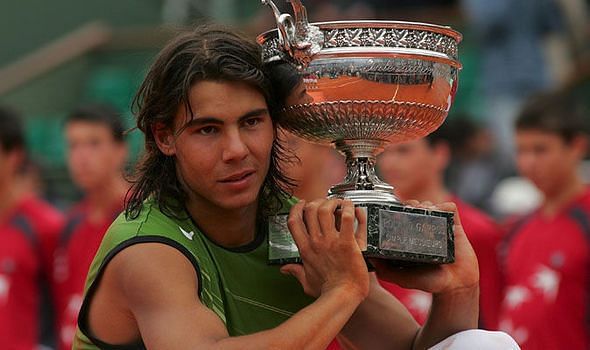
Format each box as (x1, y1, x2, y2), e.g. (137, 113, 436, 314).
(193, 118, 264, 135)
(197, 126, 219, 135)
(67, 139, 103, 148)
(243, 117, 263, 128)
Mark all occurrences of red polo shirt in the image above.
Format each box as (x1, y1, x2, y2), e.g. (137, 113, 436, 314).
(52, 200, 123, 350)
(0, 195, 63, 350)
(498, 187, 590, 350)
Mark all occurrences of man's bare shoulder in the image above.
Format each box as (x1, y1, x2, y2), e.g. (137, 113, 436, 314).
(110, 242, 198, 295)
(87, 242, 228, 349)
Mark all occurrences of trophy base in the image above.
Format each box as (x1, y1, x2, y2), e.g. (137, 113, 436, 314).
(268, 201, 455, 266)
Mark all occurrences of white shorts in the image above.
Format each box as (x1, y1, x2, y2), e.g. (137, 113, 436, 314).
(429, 330, 520, 350)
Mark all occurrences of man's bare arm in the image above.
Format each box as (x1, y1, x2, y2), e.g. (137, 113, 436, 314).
(336, 274, 420, 350)
(97, 242, 363, 350)
(88, 199, 370, 350)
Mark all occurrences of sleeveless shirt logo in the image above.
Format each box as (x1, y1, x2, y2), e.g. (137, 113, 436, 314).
(179, 226, 195, 240)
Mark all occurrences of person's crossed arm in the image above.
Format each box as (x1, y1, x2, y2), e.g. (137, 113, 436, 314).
(89, 199, 369, 350)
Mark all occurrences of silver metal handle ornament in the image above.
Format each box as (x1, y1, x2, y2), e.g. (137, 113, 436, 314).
(261, 0, 323, 68)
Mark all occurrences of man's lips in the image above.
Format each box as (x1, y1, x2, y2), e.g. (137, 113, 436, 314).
(219, 170, 256, 183)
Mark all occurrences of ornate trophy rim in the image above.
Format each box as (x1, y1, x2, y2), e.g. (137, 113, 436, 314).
(257, 20, 462, 67)
(258, 20, 462, 43)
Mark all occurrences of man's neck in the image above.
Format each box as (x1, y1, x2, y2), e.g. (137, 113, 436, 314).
(85, 176, 128, 223)
(294, 181, 329, 201)
(185, 199, 259, 248)
(398, 178, 450, 204)
(541, 175, 586, 217)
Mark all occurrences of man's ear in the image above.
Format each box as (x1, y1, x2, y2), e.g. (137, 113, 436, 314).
(433, 141, 451, 171)
(7, 148, 25, 175)
(571, 134, 588, 160)
(152, 123, 176, 156)
(113, 142, 129, 170)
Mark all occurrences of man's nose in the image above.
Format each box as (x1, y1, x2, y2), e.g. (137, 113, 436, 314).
(69, 147, 90, 164)
(517, 152, 535, 173)
(222, 129, 249, 162)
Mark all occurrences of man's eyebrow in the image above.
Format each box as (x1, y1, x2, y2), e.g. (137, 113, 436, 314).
(182, 117, 224, 129)
(177, 108, 269, 133)
(175, 117, 222, 136)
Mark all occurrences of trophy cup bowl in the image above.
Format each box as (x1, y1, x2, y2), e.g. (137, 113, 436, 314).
(259, 0, 462, 265)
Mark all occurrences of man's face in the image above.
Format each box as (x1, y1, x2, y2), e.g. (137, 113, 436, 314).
(65, 121, 127, 192)
(285, 81, 313, 106)
(377, 139, 443, 199)
(162, 81, 274, 212)
(516, 129, 585, 195)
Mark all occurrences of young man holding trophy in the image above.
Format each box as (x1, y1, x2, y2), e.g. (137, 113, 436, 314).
(72, 1, 519, 349)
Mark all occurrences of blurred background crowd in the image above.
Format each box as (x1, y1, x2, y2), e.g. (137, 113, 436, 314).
(0, 0, 588, 349)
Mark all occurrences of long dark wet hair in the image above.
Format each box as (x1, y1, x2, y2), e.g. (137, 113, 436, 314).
(125, 24, 295, 220)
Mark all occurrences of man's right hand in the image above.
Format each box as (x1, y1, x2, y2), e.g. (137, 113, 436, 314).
(281, 199, 369, 301)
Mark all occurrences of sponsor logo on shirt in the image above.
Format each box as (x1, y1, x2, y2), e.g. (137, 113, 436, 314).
(179, 226, 195, 241)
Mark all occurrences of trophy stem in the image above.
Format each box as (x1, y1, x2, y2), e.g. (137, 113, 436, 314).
(328, 139, 400, 204)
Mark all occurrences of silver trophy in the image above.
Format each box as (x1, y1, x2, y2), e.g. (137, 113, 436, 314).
(260, 0, 462, 265)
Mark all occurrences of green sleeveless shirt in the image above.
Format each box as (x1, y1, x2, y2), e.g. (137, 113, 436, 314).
(73, 198, 314, 350)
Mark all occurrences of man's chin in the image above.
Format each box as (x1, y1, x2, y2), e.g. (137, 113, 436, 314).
(75, 179, 100, 192)
(215, 193, 259, 211)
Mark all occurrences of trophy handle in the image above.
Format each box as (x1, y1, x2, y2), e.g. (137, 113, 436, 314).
(286, 0, 309, 31)
(261, 0, 323, 68)
(261, 0, 297, 55)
